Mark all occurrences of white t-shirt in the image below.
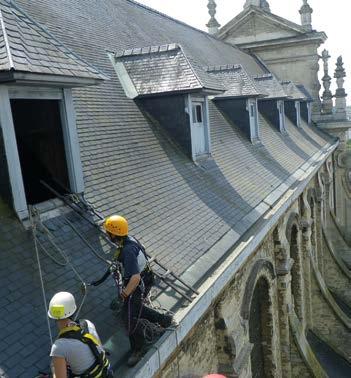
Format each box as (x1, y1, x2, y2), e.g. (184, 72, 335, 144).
(50, 320, 103, 375)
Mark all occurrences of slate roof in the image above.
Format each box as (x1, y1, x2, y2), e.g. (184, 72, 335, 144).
(281, 80, 307, 100)
(254, 74, 287, 100)
(114, 43, 225, 96)
(0, 0, 336, 376)
(0, 0, 106, 81)
(206, 64, 262, 98)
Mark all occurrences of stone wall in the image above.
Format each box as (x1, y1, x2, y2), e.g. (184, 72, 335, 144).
(159, 153, 351, 377)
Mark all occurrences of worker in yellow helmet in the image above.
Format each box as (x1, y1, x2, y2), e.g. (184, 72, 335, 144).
(47, 292, 113, 377)
(89, 215, 173, 367)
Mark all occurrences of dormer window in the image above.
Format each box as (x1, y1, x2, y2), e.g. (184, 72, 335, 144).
(281, 81, 308, 128)
(253, 74, 288, 134)
(295, 101, 301, 128)
(277, 100, 286, 132)
(189, 96, 211, 159)
(206, 65, 263, 144)
(296, 84, 314, 125)
(111, 44, 224, 162)
(0, 1, 106, 220)
(247, 98, 260, 142)
(193, 103, 203, 124)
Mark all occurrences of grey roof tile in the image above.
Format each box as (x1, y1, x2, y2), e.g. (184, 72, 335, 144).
(0, 0, 106, 80)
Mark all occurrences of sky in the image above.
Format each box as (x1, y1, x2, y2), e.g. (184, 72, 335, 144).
(137, 0, 350, 100)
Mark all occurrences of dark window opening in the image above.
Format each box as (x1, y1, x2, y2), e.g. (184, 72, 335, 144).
(250, 103, 255, 117)
(249, 277, 274, 377)
(290, 225, 303, 320)
(192, 104, 203, 123)
(11, 99, 70, 205)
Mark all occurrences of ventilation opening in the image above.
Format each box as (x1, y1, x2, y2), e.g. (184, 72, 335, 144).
(11, 99, 70, 205)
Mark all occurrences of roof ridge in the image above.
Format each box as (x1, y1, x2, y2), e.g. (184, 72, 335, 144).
(206, 64, 242, 73)
(5, 0, 108, 79)
(125, 0, 217, 40)
(0, 6, 14, 69)
(115, 43, 180, 58)
(177, 46, 206, 90)
(124, 0, 253, 58)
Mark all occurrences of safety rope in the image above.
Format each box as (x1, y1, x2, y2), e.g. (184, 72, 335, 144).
(30, 206, 88, 323)
(36, 237, 68, 267)
(139, 319, 166, 345)
(29, 206, 53, 346)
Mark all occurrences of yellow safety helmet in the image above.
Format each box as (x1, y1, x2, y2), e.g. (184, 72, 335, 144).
(104, 215, 128, 236)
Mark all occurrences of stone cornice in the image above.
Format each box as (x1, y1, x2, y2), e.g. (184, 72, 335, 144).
(233, 32, 327, 50)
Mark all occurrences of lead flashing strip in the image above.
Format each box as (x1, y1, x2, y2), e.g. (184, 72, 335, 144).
(109, 53, 138, 99)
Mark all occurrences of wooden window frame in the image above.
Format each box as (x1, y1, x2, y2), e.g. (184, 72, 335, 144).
(0, 86, 84, 220)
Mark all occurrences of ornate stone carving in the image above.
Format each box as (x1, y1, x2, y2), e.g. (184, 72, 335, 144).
(244, 0, 270, 12)
(206, 0, 220, 34)
(334, 56, 347, 115)
(299, 0, 313, 31)
(321, 49, 333, 114)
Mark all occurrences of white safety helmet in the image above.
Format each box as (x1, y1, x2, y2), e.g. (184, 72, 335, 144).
(48, 292, 77, 320)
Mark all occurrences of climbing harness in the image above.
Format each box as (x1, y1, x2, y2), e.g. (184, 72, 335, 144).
(58, 320, 111, 378)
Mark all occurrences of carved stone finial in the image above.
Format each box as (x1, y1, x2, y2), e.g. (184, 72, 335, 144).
(321, 49, 333, 114)
(206, 0, 220, 35)
(299, 0, 313, 31)
(334, 56, 347, 114)
(244, 0, 270, 12)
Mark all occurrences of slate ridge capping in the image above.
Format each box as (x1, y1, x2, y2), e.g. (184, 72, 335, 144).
(114, 43, 181, 58)
(253, 74, 273, 81)
(206, 64, 242, 73)
(0, 0, 108, 81)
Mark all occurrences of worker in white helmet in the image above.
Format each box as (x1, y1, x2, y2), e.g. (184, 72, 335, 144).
(48, 291, 113, 378)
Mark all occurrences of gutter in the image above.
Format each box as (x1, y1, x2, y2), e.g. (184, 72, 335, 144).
(126, 140, 338, 378)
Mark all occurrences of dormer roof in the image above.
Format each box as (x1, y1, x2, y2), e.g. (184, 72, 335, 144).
(281, 81, 307, 101)
(253, 74, 287, 100)
(0, 0, 107, 86)
(206, 64, 263, 99)
(113, 43, 225, 98)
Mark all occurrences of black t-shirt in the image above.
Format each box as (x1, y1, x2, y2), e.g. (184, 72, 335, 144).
(119, 237, 147, 280)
